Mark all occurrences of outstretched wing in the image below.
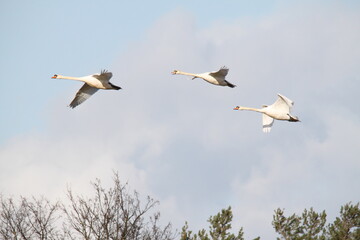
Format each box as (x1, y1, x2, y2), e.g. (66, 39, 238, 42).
(278, 94, 294, 107)
(272, 94, 294, 113)
(262, 113, 274, 133)
(69, 83, 99, 108)
(209, 66, 229, 78)
(93, 69, 113, 81)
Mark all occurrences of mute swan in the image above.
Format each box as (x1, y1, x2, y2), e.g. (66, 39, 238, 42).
(233, 94, 300, 133)
(52, 70, 121, 108)
(171, 66, 236, 88)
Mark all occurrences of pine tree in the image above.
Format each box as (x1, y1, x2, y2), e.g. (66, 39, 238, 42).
(272, 207, 326, 240)
(326, 202, 360, 240)
(180, 206, 254, 240)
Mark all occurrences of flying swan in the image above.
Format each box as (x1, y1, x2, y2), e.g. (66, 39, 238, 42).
(233, 94, 300, 133)
(171, 66, 236, 88)
(52, 70, 121, 108)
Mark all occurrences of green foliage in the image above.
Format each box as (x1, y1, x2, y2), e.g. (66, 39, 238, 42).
(326, 202, 360, 240)
(272, 207, 326, 240)
(272, 203, 360, 240)
(184, 203, 359, 240)
(180, 206, 254, 240)
(208, 207, 243, 240)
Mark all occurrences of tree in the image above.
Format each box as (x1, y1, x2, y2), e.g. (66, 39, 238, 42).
(0, 196, 61, 240)
(0, 173, 174, 240)
(180, 206, 250, 240)
(272, 202, 360, 240)
(1, 178, 359, 240)
(326, 202, 360, 240)
(272, 207, 327, 240)
(182, 203, 359, 240)
(62, 173, 174, 240)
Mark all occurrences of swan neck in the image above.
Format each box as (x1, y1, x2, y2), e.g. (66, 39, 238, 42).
(240, 106, 264, 113)
(57, 75, 84, 81)
(176, 71, 197, 77)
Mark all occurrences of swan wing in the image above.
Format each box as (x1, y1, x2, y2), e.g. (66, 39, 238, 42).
(209, 66, 229, 78)
(278, 94, 294, 107)
(69, 83, 99, 108)
(93, 70, 113, 81)
(272, 94, 294, 113)
(262, 114, 274, 133)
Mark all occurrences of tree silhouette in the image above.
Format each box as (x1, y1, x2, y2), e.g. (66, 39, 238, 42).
(0, 173, 174, 240)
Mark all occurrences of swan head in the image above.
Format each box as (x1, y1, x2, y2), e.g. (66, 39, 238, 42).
(171, 70, 179, 75)
(51, 74, 58, 79)
(233, 106, 240, 110)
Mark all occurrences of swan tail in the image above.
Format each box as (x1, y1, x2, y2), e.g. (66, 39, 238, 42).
(109, 82, 121, 90)
(225, 80, 236, 88)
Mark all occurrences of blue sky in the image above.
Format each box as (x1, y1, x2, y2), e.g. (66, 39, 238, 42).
(0, 0, 276, 143)
(1, 0, 360, 239)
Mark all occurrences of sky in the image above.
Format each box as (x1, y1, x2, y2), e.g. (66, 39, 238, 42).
(1, 0, 360, 239)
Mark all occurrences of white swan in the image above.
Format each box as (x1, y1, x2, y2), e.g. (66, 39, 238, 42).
(52, 70, 121, 108)
(233, 94, 300, 133)
(171, 66, 236, 88)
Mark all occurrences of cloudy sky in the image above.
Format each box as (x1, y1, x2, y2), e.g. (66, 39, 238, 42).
(1, 0, 360, 238)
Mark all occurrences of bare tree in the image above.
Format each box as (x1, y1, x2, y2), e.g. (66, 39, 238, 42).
(24, 197, 61, 240)
(0, 195, 61, 240)
(0, 196, 30, 239)
(62, 173, 175, 240)
(0, 173, 174, 240)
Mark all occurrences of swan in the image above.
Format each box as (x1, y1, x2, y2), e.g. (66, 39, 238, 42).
(233, 94, 300, 133)
(171, 66, 236, 88)
(51, 70, 121, 108)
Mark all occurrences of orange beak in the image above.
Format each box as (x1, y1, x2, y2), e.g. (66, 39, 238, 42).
(51, 74, 57, 79)
(233, 106, 239, 110)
